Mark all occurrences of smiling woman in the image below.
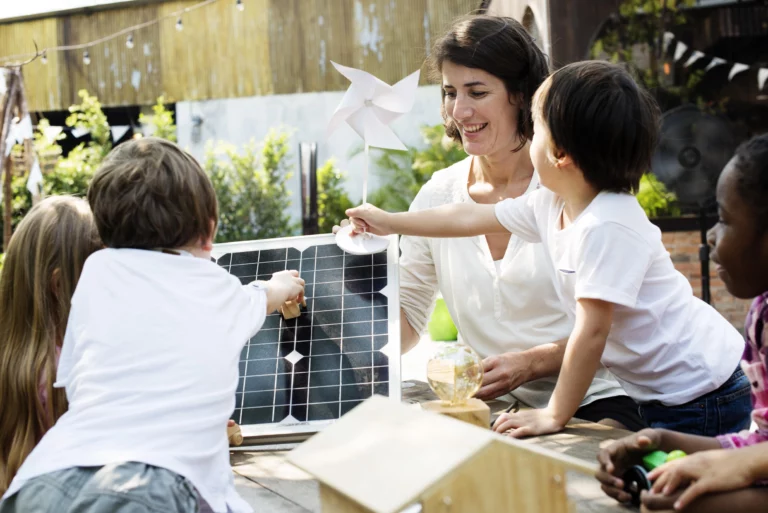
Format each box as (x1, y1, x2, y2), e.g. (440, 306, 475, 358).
(339, 15, 647, 432)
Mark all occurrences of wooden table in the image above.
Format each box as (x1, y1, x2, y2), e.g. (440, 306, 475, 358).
(229, 381, 633, 513)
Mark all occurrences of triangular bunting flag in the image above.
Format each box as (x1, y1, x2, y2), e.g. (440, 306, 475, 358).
(4, 118, 26, 156)
(683, 51, 705, 68)
(705, 57, 727, 72)
(758, 68, 768, 90)
(111, 125, 131, 142)
(728, 63, 749, 81)
(27, 158, 44, 196)
(673, 42, 688, 62)
(18, 115, 34, 140)
(70, 127, 90, 138)
(4, 129, 15, 157)
(42, 125, 64, 142)
(663, 32, 675, 53)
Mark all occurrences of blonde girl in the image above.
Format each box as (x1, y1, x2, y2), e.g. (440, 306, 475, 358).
(0, 196, 102, 493)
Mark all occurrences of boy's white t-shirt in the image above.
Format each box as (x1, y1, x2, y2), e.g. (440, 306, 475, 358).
(3, 248, 267, 513)
(494, 189, 744, 405)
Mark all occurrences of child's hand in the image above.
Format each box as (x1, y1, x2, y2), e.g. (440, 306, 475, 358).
(345, 204, 392, 236)
(227, 419, 243, 447)
(596, 429, 663, 503)
(491, 407, 565, 438)
(647, 448, 757, 510)
(639, 490, 680, 512)
(265, 270, 305, 313)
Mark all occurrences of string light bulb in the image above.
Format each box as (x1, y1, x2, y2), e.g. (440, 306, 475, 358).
(236, 0, 244, 11)
(126, 34, 134, 49)
(176, 17, 183, 31)
(41, 51, 47, 64)
(83, 50, 91, 65)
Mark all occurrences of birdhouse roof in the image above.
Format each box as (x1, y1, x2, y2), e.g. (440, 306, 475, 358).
(287, 396, 496, 513)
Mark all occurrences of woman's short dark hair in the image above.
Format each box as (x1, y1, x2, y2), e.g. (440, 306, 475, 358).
(535, 61, 661, 193)
(87, 137, 218, 249)
(430, 15, 549, 151)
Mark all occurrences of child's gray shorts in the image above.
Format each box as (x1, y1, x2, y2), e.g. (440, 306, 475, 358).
(0, 462, 199, 513)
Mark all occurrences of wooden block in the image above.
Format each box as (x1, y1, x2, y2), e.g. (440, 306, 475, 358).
(228, 423, 244, 447)
(280, 298, 307, 320)
(421, 398, 490, 429)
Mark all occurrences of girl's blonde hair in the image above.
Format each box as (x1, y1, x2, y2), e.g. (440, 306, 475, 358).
(0, 196, 102, 493)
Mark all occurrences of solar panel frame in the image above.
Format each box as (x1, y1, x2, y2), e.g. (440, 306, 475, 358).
(212, 234, 401, 440)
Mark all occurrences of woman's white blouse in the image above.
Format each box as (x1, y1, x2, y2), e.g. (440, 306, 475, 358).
(399, 157, 624, 408)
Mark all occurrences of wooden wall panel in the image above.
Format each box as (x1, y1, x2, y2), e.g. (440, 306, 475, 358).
(58, 6, 163, 109)
(158, 0, 272, 102)
(426, 0, 482, 52)
(0, 18, 63, 112)
(349, 0, 430, 85)
(268, 0, 355, 95)
(1, 0, 484, 111)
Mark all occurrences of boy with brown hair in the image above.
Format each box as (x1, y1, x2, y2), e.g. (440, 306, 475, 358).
(0, 138, 303, 513)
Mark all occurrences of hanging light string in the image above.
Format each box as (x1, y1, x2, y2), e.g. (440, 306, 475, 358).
(0, 0, 243, 67)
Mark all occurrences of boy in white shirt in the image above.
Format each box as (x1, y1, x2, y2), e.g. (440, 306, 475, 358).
(345, 61, 750, 438)
(0, 138, 304, 513)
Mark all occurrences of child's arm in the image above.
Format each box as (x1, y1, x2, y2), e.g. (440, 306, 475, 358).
(596, 430, 723, 504)
(492, 298, 614, 437)
(345, 203, 508, 238)
(640, 488, 768, 513)
(645, 443, 768, 510)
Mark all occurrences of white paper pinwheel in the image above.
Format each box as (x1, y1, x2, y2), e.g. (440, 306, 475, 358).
(327, 61, 420, 152)
(328, 62, 420, 255)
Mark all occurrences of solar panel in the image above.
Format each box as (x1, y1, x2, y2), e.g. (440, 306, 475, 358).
(212, 234, 401, 440)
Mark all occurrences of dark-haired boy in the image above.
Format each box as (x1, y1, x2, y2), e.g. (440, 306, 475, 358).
(1, 138, 304, 513)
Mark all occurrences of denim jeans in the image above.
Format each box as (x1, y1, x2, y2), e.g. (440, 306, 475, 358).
(638, 367, 752, 436)
(0, 462, 199, 513)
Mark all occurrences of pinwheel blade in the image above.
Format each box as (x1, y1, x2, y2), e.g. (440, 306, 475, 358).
(372, 69, 420, 113)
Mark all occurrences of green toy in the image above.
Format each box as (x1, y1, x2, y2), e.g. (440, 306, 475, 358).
(623, 450, 688, 506)
(665, 449, 687, 462)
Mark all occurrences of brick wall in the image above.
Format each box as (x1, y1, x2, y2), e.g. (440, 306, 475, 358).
(663, 231, 752, 332)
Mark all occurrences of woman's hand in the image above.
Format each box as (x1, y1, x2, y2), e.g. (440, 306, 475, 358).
(331, 219, 350, 234)
(345, 204, 394, 236)
(475, 352, 532, 400)
(647, 448, 758, 510)
(595, 429, 664, 503)
(491, 407, 565, 438)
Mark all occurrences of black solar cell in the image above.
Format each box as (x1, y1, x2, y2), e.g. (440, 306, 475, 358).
(213, 234, 400, 439)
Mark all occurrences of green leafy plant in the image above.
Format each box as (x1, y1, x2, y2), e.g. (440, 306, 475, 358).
(637, 173, 680, 217)
(590, 0, 696, 91)
(139, 96, 177, 142)
(205, 130, 297, 243)
(367, 124, 466, 212)
(316, 158, 354, 234)
(0, 166, 36, 249)
(2, 91, 299, 250)
(44, 90, 112, 199)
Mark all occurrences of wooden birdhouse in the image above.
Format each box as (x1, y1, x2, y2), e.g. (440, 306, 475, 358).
(287, 395, 597, 513)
